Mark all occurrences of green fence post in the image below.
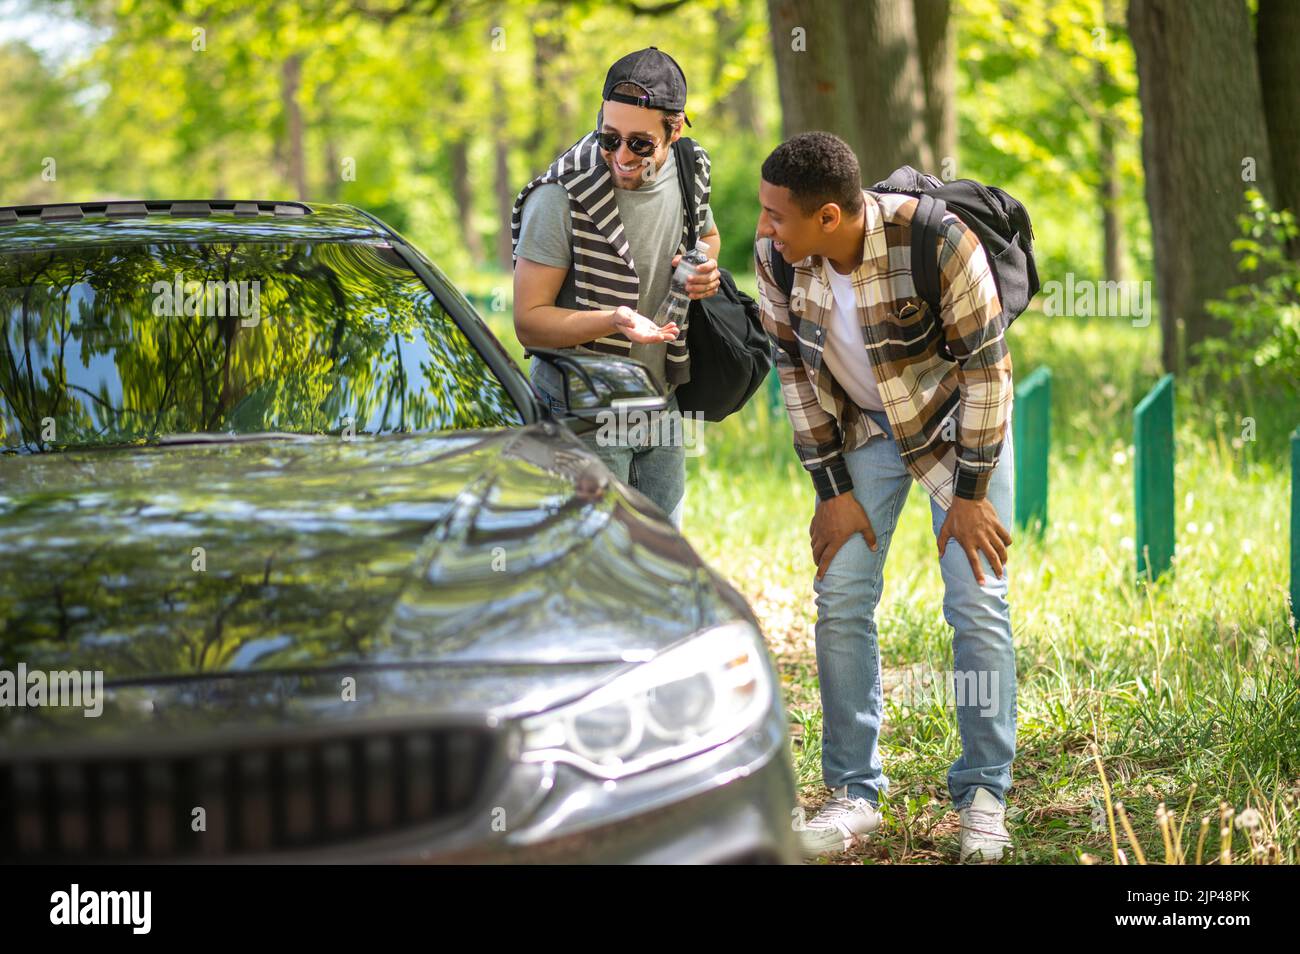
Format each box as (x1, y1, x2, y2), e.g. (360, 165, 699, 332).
(1013, 366, 1052, 534)
(1135, 373, 1176, 581)
(1291, 427, 1299, 631)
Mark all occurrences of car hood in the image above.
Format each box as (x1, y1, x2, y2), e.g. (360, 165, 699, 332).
(0, 425, 742, 726)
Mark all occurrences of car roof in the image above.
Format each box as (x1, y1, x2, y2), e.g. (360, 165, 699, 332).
(0, 200, 395, 252)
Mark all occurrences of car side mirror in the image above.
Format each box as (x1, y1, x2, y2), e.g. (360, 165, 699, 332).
(525, 349, 668, 426)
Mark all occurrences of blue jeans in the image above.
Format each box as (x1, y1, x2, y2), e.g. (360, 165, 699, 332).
(543, 390, 686, 528)
(814, 408, 1016, 810)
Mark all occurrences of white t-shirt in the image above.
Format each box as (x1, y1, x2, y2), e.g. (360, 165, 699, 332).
(820, 262, 885, 412)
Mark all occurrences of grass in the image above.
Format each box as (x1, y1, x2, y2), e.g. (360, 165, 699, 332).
(476, 286, 1299, 865)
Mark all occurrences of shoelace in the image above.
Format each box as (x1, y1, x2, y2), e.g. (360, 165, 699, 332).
(809, 797, 874, 831)
(962, 807, 1010, 841)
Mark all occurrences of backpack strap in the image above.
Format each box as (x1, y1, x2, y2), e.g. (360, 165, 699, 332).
(910, 192, 946, 317)
(769, 242, 796, 300)
(672, 138, 699, 250)
(767, 192, 944, 316)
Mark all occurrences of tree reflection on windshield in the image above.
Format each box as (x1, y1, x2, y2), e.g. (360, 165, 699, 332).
(0, 240, 521, 452)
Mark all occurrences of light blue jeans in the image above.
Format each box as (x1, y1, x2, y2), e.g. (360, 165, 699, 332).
(542, 389, 686, 528)
(814, 408, 1016, 810)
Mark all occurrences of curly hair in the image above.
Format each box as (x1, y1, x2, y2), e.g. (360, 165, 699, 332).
(761, 132, 864, 217)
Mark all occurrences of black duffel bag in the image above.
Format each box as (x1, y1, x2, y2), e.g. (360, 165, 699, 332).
(669, 139, 773, 423)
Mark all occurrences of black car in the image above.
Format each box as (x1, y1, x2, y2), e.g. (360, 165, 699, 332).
(0, 199, 798, 864)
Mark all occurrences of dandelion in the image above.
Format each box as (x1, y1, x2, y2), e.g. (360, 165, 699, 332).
(1120, 536, 1134, 551)
(1235, 808, 1262, 830)
(1187, 522, 1199, 535)
(1111, 450, 1126, 466)
(1109, 512, 1123, 527)
(1203, 522, 1214, 535)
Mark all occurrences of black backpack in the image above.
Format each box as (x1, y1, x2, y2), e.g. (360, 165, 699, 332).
(669, 138, 773, 422)
(770, 166, 1039, 357)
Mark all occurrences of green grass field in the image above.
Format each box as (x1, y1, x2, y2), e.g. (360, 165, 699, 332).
(476, 285, 1299, 865)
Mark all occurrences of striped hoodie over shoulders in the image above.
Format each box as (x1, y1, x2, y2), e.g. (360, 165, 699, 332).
(511, 131, 712, 386)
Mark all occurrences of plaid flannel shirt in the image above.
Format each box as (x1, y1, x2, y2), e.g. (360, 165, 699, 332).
(754, 188, 1012, 512)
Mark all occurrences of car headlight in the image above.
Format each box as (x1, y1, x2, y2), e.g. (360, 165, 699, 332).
(518, 621, 772, 780)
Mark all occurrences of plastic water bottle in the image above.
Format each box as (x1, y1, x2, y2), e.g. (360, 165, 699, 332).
(652, 240, 710, 330)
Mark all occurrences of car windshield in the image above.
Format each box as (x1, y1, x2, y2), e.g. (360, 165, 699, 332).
(0, 239, 522, 453)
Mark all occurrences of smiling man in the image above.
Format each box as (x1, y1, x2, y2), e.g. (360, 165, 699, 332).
(511, 47, 721, 527)
(754, 132, 1017, 863)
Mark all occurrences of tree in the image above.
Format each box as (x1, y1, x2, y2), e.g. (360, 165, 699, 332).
(280, 54, 308, 200)
(1129, 0, 1275, 372)
(766, 0, 938, 180)
(914, 0, 955, 172)
(957, 0, 1144, 294)
(1256, 0, 1300, 259)
(712, 0, 768, 140)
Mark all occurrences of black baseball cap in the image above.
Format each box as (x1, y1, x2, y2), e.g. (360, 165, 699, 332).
(602, 46, 692, 127)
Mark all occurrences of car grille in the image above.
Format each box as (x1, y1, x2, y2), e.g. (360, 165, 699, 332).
(0, 725, 497, 862)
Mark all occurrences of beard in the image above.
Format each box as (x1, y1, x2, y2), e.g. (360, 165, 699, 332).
(605, 152, 660, 190)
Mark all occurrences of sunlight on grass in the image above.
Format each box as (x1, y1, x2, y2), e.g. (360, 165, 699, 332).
(683, 313, 1299, 864)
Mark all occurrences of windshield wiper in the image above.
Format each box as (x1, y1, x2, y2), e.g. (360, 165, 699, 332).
(155, 431, 327, 446)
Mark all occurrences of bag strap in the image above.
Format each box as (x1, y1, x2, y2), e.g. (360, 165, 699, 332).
(767, 192, 943, 314)
(910, 192, 946, 317)
(770, 244, 795, 299)
(672, 137, 698, 251)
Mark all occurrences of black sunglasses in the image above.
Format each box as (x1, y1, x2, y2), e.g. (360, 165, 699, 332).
(596, 131, 660, 158)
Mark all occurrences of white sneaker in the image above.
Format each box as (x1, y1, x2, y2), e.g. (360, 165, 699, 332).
(958, 787, 1011, 862)
(798, 786, 882, 857)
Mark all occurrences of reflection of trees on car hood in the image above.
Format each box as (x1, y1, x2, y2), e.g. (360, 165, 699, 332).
(0, 429, 711, 705)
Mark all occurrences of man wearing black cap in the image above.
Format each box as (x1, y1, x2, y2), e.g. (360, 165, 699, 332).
(511, 47, 722, 528)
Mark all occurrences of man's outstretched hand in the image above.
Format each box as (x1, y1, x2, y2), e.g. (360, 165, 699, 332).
(810, 491, 878, 581)
(936, 496, 1012, 585)
(613, 305, 677, 343)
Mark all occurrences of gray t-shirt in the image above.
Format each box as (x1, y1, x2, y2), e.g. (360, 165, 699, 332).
(515, 145, 715, 400)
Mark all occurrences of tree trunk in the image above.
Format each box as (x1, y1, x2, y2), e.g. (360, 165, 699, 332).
(446, 27, 486, 268)
(1097, 62, 1123, 283)
(714, 3, 767, 139)
(321, 133, 341, 203)
(844, 0, 932, 179)
(527, 7, 573, 169)
(1128, 0, 1275, 372)
(767, 0, 933, 183)
(281, 54, 308, 201)
(318, 82, 341, 203)
(766, 0, 861, 156)
(1257, 0, 1300, 259)
(493, 70, 514, 271)
(450, 138, 486, 264)
(914, 0, 955, 175)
